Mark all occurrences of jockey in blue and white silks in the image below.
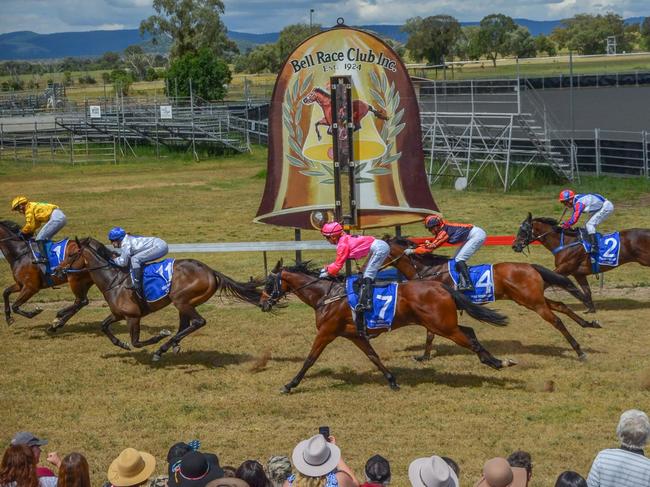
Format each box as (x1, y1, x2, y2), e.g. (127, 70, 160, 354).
(108, 227, 169, 298)
(559, 190, 614, 255)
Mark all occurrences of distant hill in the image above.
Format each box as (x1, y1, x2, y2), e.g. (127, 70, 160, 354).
(0, 17, 646, 60)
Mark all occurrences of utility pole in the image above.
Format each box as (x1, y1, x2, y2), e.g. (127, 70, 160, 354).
(310, 9, 315, 32)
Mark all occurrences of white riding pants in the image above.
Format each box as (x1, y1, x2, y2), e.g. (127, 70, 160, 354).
(363, 239, 390, 280)
(585, 200, 614, 234)
(130, 241, 169, 270)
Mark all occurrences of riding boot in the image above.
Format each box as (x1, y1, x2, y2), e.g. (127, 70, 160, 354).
(130, 266, 144, 299)
(589, 233, 599, 256)
(455, 260, 474, 291)
(33, 240, 49, 264)
(355, 278, 374, 312)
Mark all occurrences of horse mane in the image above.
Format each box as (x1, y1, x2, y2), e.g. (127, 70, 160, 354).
(84, 237, 118, 262)
(283, 260, 321, 277)
(386, 235, 450, 266)
(532, 217, 579, 236)
(533, 217, 559, 226)
(0, 220, 21, 234)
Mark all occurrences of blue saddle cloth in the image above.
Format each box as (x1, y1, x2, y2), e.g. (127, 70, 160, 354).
(32, 239, 68, 273)
(448, 260, 495, 304)
(142, 259, 175, 302)
(346, 275, 398, 329)
(581, 232, 621, 268)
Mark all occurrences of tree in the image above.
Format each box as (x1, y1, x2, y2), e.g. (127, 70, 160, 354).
(140, 0, 238, 59)
(276, 23, 321, 62)
(535, 34, 557, 57)
(124, 44, 152, 81)
(110, 69, 134, 95)
(451, 26, 484, 61)
(641, 17, 650, 50)
(100, 51, 121, 69)
(165, 47, 231, 100)
(477, 14, 517, 66)
(551, 13, 632, 54)
(507, 26, 537, 59)
(402, 15, 462, 65)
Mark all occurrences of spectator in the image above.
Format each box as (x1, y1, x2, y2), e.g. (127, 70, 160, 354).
(222, 467, 237, 479)
(107, 448, 156, 487)
(11, 432, 56, 478)
(587, 409, 650, 486)
(286, 434, 358, 487)
(207, 479, 249, 487)
(167, 442, 194, 487)
(474, 457, 526, 487)
(507, 451, 532, 485)
(265, 456, 291, 487)
(236, 461, 270, 487)
(362, 455, 390, 487)
(58, 452, 91, 487)
(555, 471, 587, 487)
(177, 451, 224, 487)
(0, 444, 56, 487)
(440, 458, 459, 480)
(408, 455, 458, 487)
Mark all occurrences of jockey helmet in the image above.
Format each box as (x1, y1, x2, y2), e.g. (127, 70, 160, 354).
(558, 189, 575, 203)
(108, 227, 127, 242)
(321, 221, 343, 237)
(11, 196, 28, 210)
(424, 214, 444, 229)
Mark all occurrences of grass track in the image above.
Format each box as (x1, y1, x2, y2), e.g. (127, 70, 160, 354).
(1, 150, 649, 486)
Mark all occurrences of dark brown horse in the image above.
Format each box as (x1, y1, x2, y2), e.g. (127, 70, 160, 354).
(302, 87, 389, 141)
(513, 213, 650, 312)
(385, 237, 600, 361)
(0, 220, 94, 330)
(54, 237, 262, 360)
(260, 260, 516, 393)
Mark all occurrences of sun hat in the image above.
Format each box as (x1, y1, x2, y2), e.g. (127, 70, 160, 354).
(474, 457, 527, 487)
(365, 454, 391, 483)
(107, 448, 156, 487)
(177, 451, 224, 487)
(409, 455, 459, 487)
(11, 432, 48, 447)
(291, 435, 341, 478)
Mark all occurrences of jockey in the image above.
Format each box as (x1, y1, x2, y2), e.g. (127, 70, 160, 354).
(108, 227, 169, 299)
(558, 190, 614, 256)
(11, 196, 67, 264)
(318, 221, 390, 336)
(405, 214, 486, 292)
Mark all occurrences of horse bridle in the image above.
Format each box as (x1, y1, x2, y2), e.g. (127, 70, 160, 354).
(517, 220, 554, 254)
(57, 241, 129, 291)
(264, 270, 333, 309)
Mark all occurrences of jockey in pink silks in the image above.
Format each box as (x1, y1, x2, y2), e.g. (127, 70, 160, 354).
(319, 221, 390, 337)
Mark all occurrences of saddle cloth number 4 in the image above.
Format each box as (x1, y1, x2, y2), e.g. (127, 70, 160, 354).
(475, 269, 493, 294)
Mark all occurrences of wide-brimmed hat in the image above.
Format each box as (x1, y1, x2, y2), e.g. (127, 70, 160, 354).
(108, 448, 156, 487)
(408, 455, 459, 487)
(291, 435, 340, 478)
(266, 455, 292, 484)
(11, 432, 48, 447)
(365, 454, 391, 483)
(177, 451, 224, 487)
(206, 478, 250, 487)
(474, 458, 527, 487)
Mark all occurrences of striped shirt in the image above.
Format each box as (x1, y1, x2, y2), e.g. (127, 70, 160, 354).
(587, 448, 650, 487)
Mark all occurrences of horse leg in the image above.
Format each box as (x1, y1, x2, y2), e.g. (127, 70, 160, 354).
(574, 274, 596, 313)
(128, 316, 171, 349)
(11, 286, 42, 319)
(152, 308, 205, 362)
(49, 279, 92, 332)
(101, 314, 130, 350)
(530, 303, 586, 360)
(414, 331, 436, 362)
(347, 336, 400, 390)
(282, 330, 336, 394)
(457, 325, 516, 370)
(546, 298, 601, 329)
(3, 283, 20, 325)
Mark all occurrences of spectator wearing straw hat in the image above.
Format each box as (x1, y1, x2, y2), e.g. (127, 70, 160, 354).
(408, 455, 458, 487)
(285, 434, 358, 487)
(107, 448, 156, 487)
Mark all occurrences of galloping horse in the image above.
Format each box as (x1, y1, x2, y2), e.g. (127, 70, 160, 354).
(0, 220, 94, 330)
(302, 87, 389, 141)
(55, 237, 262, 360)
(385, 237, 600, 361)
(513, 213, 650, 312)
(260, 260, 516, 393)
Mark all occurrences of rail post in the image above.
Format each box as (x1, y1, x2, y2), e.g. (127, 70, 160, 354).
(595, 128, 601, 176)
(643, 130, 648, 178)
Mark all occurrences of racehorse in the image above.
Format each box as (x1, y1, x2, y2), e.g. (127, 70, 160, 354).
(0, 220, 94, 330)
(55, 237, 262, 360)
(385, 237, 600, 360)
(302, 87, 389, 141)
(513, 213, 650, 312)
(260, 260, 516, 393)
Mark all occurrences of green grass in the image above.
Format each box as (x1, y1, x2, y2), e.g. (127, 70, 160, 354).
(1, 149, 650, 486)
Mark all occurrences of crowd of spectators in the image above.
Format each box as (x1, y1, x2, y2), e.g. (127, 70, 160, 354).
(2, 409, 649, 487)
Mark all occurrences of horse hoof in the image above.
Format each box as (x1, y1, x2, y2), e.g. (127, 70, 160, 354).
(6, 317, 15, 326)
(280, 385, 292, 394)
(389, 382, 401, 391)
(502, 358, 518, 367)
(118, 341, 131, 351)
(161, 329, 172, 337)
(33, 308, 43, 316)
(585, 308, 597, 314)
(590, 320, 602, 329)
(152, 353, 161, 362)
(413, 354, 432, 362)
(578, 352, 588, 362)
(172, 345, 181, 355)
(46, 326, 57, 334)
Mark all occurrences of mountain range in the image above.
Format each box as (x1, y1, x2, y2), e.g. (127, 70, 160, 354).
(0, 17, 646, 61)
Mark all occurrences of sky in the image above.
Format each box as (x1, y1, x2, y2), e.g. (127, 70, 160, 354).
(0, 0, 647, 35)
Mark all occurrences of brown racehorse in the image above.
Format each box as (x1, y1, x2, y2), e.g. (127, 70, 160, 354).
(0, 220, 94, 331)
(302, 87, 389, 141)
(385, 237, 601, 361)
(54, 237, 262, 360)
(260, 260, 516, 393)
(513, 213, 650, 312)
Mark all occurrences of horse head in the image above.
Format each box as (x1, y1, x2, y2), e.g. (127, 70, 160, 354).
(260, 259, 285, 312)
(512, 213, 534, 252)
(302, 87, 328, 105)
(53, 237, 89, 278)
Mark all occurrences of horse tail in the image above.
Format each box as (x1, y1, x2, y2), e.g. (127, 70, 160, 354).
(212, 269, 262, 306)
(369, 105, 389, 121)
(442, 284, 508, 327)
(531, 264, 588, 306)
